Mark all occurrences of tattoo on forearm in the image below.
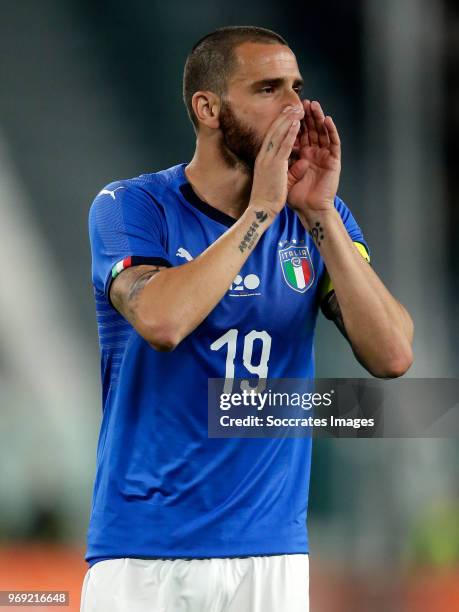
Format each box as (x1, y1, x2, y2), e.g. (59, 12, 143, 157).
(267, 141, 274, 151)
(127, 268, 162, 302)
(322, 291, 348, 340)
(238, 210, 268, 253)
(310, 221, 325, 246)
(255, 210, 268, 222)
(239, 222, 259, 252)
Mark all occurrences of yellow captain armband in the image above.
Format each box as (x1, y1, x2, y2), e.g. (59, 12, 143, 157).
(319, 241, 371, 304)
(353, 241, 371, 263)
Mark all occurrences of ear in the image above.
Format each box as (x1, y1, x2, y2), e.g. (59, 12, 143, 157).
(191, 91, 220, 130)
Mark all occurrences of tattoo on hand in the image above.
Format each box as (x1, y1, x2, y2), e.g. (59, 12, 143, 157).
(238, 210, 268, 252)
(310, 221, 325, 246)
(128, 268, 161, 302)
(267, 141, 274, 151)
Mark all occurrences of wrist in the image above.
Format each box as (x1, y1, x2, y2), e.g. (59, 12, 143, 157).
(245, 202, 277, 227)
(295, 205, 339, 231)
(233, 205, 273, 256)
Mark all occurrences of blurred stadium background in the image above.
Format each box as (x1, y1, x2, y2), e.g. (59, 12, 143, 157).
(0, 0, 458, 610)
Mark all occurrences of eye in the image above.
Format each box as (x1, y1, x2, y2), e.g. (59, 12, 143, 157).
(260, 86, 274, 94)
(293, 86, 303, 95)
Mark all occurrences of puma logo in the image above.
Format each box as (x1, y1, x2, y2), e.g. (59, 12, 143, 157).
(176, 247, 193, 261)
(98, 186, 126, 200)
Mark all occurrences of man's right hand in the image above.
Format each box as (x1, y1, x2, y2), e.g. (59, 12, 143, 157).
(249, 106, 302, 220)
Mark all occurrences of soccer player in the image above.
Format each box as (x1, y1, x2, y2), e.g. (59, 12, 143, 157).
(81, 26, 413, 612)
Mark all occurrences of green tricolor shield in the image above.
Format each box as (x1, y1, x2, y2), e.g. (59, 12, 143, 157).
(278, 245, 314, 293)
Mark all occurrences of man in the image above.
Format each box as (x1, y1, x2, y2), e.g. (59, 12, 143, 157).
(81, 26, 413, 612)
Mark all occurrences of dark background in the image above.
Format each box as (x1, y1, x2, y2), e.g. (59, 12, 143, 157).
(0, 1, 457, 610)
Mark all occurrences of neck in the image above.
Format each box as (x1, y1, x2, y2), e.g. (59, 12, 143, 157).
(185, 135, 253, 219)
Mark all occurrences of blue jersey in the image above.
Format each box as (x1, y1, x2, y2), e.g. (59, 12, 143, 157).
(86, 163, 368, 566)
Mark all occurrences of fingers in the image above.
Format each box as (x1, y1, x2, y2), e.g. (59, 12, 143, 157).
(302, 100, 340, 155)
(311, 101, 330, 147)
(303, 100, 318, 147)
(251, 108, 302, 215)
(259, 107, 302, 159)
(278, 120, 301, 159)
(324, 115, 341, 157)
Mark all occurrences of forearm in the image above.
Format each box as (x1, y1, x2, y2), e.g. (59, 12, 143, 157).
(298, 208, 414, 377)
(137, 205, 273, 347)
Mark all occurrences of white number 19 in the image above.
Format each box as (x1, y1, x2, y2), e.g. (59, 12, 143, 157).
(210, 329, 272, 393)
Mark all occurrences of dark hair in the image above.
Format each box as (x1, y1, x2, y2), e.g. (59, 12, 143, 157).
(183, 26, 288, 130)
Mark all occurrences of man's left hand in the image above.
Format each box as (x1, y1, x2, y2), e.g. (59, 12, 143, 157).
(287, 100, 341, 228)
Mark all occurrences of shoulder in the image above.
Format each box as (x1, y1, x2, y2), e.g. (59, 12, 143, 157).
(89, 163, 186, 218)
(91, 165, 179, 202)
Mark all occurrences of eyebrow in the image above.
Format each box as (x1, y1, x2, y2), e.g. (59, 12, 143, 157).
(250, 77, 304, 90)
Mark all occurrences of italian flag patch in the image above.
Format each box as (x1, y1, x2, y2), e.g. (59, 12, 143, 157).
(278, 245, 315, 293)
(111, 256, 132, 279)
(284, 257, 311, 290)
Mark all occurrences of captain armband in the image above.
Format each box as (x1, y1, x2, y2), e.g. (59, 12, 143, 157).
(320, 241, 371, 322)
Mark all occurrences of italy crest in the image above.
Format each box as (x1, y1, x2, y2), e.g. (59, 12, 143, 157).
(278, 245, 314, 293)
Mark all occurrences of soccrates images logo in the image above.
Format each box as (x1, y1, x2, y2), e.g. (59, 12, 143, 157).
(278, 245, 314, 293)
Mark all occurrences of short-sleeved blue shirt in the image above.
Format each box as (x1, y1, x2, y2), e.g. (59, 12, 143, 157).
(86, 163, 368, 566)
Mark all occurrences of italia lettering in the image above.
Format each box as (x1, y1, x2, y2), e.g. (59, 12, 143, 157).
(279, 249, 307, 260)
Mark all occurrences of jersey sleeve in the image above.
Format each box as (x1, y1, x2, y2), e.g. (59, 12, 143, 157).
(334, 195, 370, 253)
(319, 195, 371, 303)
(88, 181, 172, 302)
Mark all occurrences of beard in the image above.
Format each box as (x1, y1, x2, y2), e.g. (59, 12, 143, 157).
(218, 99, 262, 173)
(218, 100, 301, 173)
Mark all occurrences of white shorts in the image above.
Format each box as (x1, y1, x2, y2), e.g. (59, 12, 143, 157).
(80, 554, 309, 612)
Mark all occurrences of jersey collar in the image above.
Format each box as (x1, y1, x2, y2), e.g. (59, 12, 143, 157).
(178, 164, 237, 228)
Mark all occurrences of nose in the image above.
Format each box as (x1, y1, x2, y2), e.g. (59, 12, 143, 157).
(282, 94, 304, 118)
(282, 103, 304, 120)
